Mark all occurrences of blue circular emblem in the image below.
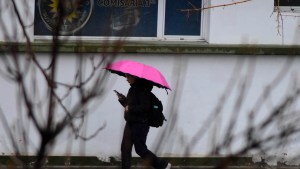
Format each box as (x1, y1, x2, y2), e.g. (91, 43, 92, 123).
(38, 0, 93, 35)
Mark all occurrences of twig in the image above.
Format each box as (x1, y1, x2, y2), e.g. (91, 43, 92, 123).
(179, 0, 252, 12)
(274, 0, 285, 43)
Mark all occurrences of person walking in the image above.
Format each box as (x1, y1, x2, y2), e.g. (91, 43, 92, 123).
(116, 74, 171, 169)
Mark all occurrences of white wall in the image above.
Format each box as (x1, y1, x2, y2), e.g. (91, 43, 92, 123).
(1, 54, 300, 165)
(209, 0, 300, 45)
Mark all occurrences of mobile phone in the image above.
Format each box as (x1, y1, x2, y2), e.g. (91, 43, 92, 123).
(113, 90, 121, 95)
(114, 90, 124, 98)
(114, 90, 126, 100)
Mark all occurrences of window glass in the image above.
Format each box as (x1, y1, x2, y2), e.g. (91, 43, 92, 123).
(89, 5, 158, 37)
(164, 0, 201, 36)
(275, 0, 299, 6)
(34, 0, 207, 41)
(34, 0, 158, 37)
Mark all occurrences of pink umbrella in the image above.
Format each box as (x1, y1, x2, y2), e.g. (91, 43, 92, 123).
(105, 60, 171, 90)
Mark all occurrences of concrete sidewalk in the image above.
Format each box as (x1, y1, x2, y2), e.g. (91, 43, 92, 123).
(32, 166, 300, 169)
(0, 156, 297, 169)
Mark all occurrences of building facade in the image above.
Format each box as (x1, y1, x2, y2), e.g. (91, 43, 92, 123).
(0, 0, 300, 166)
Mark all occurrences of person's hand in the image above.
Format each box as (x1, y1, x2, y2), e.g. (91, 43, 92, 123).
(118, 93, 126, 99)
(118, 95, 127, 104)
(117, 95, 126, 104)
(125, 106, 129, 112)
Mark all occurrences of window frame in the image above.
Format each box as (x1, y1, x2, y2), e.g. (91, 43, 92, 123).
(274, 0, 300, 12)
(34, 0, 210, 43)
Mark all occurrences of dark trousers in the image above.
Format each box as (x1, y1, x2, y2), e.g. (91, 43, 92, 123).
(121, 122, 167, 169)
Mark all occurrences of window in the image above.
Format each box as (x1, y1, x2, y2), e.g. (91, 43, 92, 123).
(164, 0, 202, 36)
(274, 0, 300, 12)
(34, 0, 209, 42)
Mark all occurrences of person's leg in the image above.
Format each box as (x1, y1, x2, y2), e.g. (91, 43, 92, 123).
(121, 123, 133, 169)
(132, 123, 168, 169)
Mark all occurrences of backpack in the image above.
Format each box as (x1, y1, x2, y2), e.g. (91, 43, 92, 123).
(147, 92, 167, 128)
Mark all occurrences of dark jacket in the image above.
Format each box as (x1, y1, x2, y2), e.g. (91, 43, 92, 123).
(122, 79, 153, 122)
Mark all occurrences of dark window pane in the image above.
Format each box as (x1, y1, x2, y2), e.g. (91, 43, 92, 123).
(165, 0, 201, 36)
(275, 0, 300, 6)
(34, 0, 158, 37)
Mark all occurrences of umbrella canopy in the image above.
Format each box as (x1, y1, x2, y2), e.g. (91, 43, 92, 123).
(105, 60, 171, 90)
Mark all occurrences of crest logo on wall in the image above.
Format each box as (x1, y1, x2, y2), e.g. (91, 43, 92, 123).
(38, 0, 93, 35)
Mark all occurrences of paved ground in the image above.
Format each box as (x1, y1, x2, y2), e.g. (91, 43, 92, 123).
(0, 156, 297, 169)
(2, 166, 300, 169)
(38, 166, 300, 169)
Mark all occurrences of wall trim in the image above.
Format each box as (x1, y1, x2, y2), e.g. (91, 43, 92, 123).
(0, 42, 300, 55)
